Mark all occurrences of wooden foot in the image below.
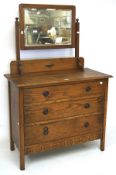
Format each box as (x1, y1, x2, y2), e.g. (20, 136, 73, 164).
(10, 139, 15, 151)
(20, 165, 25, 170)
(20, 152, 25, 170)
(100, 138, 105, 151)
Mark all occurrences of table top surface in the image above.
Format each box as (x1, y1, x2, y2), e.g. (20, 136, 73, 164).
(4, 68, 112, 88)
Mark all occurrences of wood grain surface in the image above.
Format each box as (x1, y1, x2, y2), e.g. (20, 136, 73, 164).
(5, 68, 112, 87)
(25, 114, 103, 146)
(24, 80, 106, 105)
(24, 97, 104, 124)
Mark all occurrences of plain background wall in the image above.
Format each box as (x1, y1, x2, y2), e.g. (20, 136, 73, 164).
(0, 0, 115, 173)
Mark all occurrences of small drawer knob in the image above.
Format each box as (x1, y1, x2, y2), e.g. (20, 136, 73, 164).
(85, 86, 91, 92)
(45, 64, 54, 68)
(84, 103, 90, 108)
(43, 127, 49, 135)
(43, 91, 49, 97)
(84, 122, 89, 128)
(43, 108, 48, 115)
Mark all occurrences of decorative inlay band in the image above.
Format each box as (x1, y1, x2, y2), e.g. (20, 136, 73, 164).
(25, 132, 101, 154)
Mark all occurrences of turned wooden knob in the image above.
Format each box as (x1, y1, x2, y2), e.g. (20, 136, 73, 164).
(43, 91, 49, 97)
(43, 108, 48, 115)
(43, 127, 49, 135)
(84, 122, 89, 128)
(85, 86, 91, 92)
(84, 103, 90, 108)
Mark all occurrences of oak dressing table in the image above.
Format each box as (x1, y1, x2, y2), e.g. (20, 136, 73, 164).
(4, 4, 112, 170)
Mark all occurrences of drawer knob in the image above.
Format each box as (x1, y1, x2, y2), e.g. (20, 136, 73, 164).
(85, 86, 91, 92)
(84, 103, 90, 108)
(43, 91, 49, 97)
(43, 108, 48, 115)
(45, 63, 54, 68)
(84, 122, 89, 128)
(43, 127, 49, 135)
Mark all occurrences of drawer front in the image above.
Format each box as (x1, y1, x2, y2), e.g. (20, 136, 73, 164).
(24, 80, 106, 105)
(24, 97, 104, 124)
(25, 115, 103, 146)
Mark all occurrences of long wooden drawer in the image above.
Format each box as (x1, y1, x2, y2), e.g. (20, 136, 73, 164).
(25, 115, 103, 145)
(25, 115, 103, 146)
(24, 96, 104, 124)
(24, 80, 106, 105)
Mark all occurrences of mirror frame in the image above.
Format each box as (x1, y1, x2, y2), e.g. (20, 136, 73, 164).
(19, 4, 76, 50)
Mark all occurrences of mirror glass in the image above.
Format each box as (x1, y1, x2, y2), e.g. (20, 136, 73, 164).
(24, 8, 72, 47)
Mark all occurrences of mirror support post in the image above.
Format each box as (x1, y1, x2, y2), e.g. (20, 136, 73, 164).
(75, 19, 84, 70)
(15, 18, 22, 74)
(15, 18, 20, 61)
(75, 18, 79, 58)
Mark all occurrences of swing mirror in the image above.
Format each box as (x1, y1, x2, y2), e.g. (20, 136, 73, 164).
(19, 4, 75, 49)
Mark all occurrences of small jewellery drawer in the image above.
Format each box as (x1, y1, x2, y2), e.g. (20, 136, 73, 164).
(24, 115, 103, 146)
(24, 96, 104, 124)
(24, 80, 106, 105)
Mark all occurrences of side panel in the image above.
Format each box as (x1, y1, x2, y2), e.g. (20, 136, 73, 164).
(10, 82, 20, 148)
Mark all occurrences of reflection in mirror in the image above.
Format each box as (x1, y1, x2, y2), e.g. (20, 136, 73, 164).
(24, 8, 72, 47)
